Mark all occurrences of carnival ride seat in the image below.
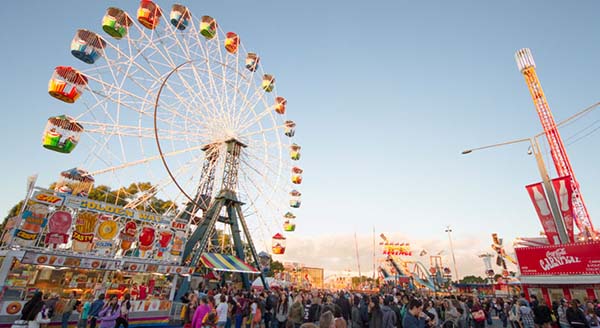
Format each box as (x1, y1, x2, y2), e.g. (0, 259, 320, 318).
(102, 7, 133, 39)
(275, 97, 287, 114)
(245, 53, 259, 72)
(225, 32, 240, 54)
(200, 16, 217, 39)
(137, 0, 162, 30)
(170, 4, 190, 30)
(70, 30, 107, 64)
(48, 67, 88, 104)
(262, 75, 275, 92)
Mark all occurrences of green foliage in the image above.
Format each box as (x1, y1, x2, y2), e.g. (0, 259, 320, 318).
(351, 275, 374, 287)
(4, 182, 177, 222)
(458, 275, 486, 284)
(269, 260, 284, 275)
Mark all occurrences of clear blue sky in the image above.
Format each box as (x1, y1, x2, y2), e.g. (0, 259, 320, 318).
(2, 1, 600, 273)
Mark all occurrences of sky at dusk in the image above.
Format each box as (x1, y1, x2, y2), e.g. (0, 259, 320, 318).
(2, 1, 600, 278)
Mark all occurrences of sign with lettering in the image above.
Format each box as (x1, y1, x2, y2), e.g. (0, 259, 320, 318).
(32, 191, 65, 207)
(66, 196, 170, 225)
(515, 241, 600, 275)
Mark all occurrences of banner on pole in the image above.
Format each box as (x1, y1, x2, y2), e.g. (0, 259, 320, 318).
(526, 182, 560, 245)
(551, 176, 574, 243)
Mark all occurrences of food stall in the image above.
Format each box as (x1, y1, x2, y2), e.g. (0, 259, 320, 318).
(0, 186, 195, 328)
(515, 241, 600, 305)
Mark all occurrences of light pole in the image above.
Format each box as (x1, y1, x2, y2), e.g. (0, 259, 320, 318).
(445, 226, 459, 282)
(461, 101, 600, 243)
(462, 135, 569, 243)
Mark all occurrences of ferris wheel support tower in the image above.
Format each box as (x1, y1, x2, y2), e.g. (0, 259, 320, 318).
(515, 48, 596, 239)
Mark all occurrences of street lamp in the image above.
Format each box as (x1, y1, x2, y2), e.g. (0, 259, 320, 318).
(462, 134, 569, 243)
(445, 226, 459, 281)
(461, 101, 600, 244)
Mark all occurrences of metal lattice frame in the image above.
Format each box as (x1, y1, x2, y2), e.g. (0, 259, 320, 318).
(52, 4, 297, 252)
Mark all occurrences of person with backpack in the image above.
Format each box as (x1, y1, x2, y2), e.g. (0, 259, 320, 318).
(116, 293, 131, 328)
(98, 296, 121, 328)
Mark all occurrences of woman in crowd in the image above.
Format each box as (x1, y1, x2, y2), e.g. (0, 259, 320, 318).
(275, 291, 290, 328)
(98, 296, 121, 328)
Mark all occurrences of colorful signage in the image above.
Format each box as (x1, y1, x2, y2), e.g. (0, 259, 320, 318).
(551, 176, 575, 243)
(525, 182, 560, 245)
(32, 191, 65, 207)
(67, 196, 170, 225)
(21, 251, 120, 270)
(515, 241, 600, 275)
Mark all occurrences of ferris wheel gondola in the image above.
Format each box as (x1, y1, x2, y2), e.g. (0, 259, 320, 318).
(41, 1, 303, 259)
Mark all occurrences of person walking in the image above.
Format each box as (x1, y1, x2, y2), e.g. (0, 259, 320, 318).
(556, 299, 570, 328)
(115, 293, 131, 328)
(62, 292, 78, 328)
(586, 307, 600, 328)
(192, 297, 211, 328)
(289, 295, 305, 328)
(88, 294, 105, 328)
(217, 295, 229, 328)
(519, 301, 535, 328)
(78, 295, 93, 328)
(351, 296, 362, 328)
(20, 292, 46, 327)
(274, 292, 290, 328)
(444, 299, 460, 326)
(567, 300, 588, 328)
(532, 299, 552, 328)
(402, 299, 425, 328)
(369, 296, 383, 328)
(98, 296, 121, 328)
(381, 297, 397, 328)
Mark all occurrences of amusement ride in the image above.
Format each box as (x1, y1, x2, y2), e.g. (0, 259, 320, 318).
(10, 0, 305, 295)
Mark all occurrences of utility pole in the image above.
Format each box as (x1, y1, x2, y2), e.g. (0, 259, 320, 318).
(445, 226, 459, 281)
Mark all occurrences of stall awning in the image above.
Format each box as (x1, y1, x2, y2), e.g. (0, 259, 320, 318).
(200, 253, 259, 273)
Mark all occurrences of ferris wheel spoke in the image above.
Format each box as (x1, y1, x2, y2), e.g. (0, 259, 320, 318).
(79, 121, 209, 141)
(85, 75, 200, 131)
(88, 143, 206, 176)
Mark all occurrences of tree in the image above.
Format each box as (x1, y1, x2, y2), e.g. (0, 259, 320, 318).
(4, 182, 177, 223)
(269, 260, 284, 276)
(458, 275, 486, 284)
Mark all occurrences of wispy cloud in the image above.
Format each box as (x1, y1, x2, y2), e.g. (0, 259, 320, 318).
(280, 232, 517, 279)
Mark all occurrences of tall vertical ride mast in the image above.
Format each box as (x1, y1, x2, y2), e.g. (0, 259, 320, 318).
(515, 48, 595, 238)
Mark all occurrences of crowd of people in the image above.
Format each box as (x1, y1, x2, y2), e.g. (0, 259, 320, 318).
(180, 288, 600, 328)
(15, 291, 131, 328)
(11, 287, 600, 328)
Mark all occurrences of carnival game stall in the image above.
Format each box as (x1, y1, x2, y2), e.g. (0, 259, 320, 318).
(0, 185, 193, 327)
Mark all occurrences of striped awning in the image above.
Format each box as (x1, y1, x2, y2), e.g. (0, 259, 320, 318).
(200, 253, 259, 273)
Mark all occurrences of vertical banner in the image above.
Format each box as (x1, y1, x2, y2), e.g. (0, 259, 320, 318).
(526, 182, 560, 245)
(551, 176, 574, 243)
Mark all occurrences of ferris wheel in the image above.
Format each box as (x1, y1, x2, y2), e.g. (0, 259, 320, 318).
(41, 1, 302, 258)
